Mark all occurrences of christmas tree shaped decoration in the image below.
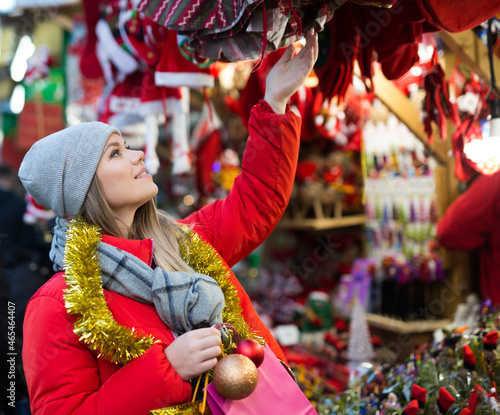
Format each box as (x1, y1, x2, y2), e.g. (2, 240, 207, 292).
(347, 298, 375, 362)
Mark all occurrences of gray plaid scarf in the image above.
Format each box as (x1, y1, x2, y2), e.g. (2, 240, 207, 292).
(50, 217, 224, 334)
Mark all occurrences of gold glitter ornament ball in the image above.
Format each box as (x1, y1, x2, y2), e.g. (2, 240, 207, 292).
(213, 354, 258, 400)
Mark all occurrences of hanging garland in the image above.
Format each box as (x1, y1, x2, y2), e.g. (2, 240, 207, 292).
(63, 218, 261, 366)
(178, 225, 262, 345)
(63, 218, 158, 364)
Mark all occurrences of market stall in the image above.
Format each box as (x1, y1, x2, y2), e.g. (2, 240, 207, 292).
(2, 1, 500, 414)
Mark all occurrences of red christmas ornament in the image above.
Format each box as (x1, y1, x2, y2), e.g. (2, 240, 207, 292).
(234, 339, 265, 368)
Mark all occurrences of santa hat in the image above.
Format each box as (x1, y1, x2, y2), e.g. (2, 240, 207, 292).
(101, 68, 181, 121)
(140, 65, 181, 116)
(101, 70, 143, 123)
(489, 383, 498, 400)
(371, 336, 383, 349)
(484, 331, 499, 351)
(102, 70, 189, 176)
(401, 400, 420, 415)
(462, 345, 476, 371)
(155, 31, 214, 89)
(23, 193, 54, 225)
(437, 387, 455, 414)
(411, 385, 427, 408)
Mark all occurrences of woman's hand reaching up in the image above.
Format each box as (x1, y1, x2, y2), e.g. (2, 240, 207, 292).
(264, 30, 319, 114)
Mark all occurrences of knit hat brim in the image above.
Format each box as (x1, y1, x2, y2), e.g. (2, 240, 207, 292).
(19, 122, 121, 218)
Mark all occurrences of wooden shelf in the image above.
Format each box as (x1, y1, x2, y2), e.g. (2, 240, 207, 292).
(438, 30, 500, 90)
(278, 214, 366, 230)
(369, 67, 449, 165)
(366, 313, 452, 334)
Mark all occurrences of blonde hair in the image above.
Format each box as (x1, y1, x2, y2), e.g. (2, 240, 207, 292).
(81, 175, 193, 273)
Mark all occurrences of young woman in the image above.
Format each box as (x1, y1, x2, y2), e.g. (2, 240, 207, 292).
(18, 32, 318, 414)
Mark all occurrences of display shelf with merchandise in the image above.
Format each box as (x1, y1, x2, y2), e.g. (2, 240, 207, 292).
(279, 215, 367, 230)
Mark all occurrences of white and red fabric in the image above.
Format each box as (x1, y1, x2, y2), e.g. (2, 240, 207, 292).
(154, 31, 214, 89)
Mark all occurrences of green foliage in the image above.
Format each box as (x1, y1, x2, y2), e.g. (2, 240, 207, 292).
(309, 315, 500, 415)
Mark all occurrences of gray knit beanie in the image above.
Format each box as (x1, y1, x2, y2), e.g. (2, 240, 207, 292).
(18, 122, 121, 218)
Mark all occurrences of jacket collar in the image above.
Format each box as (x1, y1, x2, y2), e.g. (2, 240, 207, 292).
(101, 234, 153, 266)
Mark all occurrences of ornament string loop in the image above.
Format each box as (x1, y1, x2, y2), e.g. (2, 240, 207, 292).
(190, 373, 209, 414)
(215, 322, 241, 353)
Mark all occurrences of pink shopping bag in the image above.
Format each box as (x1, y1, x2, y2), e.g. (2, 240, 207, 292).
(206, 345, 318, 415)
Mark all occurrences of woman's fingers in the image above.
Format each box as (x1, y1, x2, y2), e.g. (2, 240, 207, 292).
(165, 327, 222, 380)
(196, 331, 222, 352)
(313, 31, 319, 61)
(262, 30, 318, 114)
(296, 31, 318, 63)
(191, 327, 221, 340)
(279, 44, 296, 64)
(198, 344, 223, 363)
(197, 357, 219, 374)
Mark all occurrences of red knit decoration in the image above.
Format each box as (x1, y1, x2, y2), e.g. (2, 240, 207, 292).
(462, 344, 476, 366)
(484, 331, 499, 346)
(411, 384, 427, 404)
(438, 387, 455, 412)
(402, 400, 420, 415)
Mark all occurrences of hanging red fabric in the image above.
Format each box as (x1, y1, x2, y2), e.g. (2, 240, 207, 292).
(288, 0, 303, 36)
(252, 3, 268, 72)
(423, 48, 460, 142)
(203, 87, 215, 129)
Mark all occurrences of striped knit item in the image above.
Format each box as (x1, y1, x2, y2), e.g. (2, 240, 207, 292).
(50, 217, 224, 334)
(138, 0, 345, 61)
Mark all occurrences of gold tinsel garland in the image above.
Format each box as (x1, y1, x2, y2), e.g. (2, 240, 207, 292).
(150, 401, 212, 415)
(63, 219, 159, 364)
(63, 219, 261, 368)
(179, 225, 262, 345)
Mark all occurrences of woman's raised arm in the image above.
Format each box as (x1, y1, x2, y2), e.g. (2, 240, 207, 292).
(181, 32, 318, 266)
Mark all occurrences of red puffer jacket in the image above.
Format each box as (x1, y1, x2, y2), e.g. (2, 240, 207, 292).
(437, 172, 500, 306)
(22, 100, 301, 415)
